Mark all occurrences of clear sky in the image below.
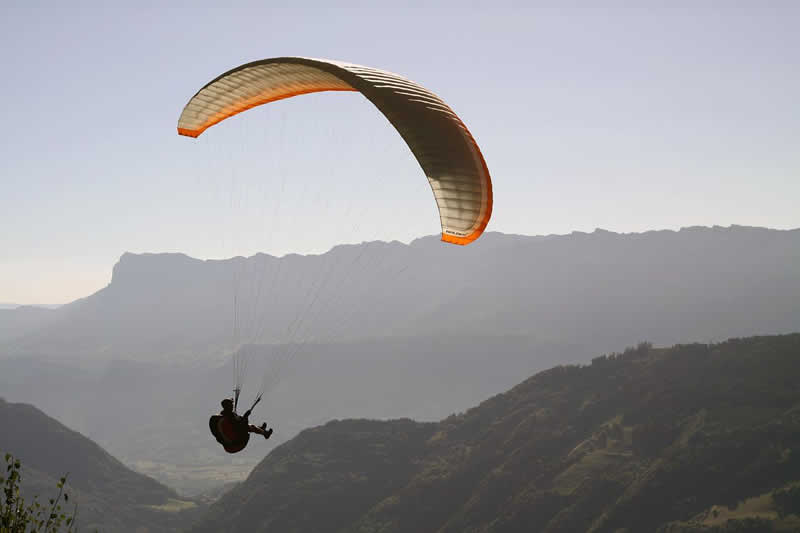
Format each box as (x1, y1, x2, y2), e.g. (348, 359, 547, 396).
(1, 2, 798, 304)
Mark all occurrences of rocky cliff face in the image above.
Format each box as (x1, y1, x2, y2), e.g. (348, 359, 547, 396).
(3, 226, 799, 364)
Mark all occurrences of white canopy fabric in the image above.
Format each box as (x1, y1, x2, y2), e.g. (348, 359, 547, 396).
(178, 57, 492, 245)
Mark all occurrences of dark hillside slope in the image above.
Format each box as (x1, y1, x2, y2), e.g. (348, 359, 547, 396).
(198, 419, 436, 532)
(192, 334, 800, 532)
(0, 399, 195, 532)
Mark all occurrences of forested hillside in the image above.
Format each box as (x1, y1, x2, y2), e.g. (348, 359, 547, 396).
(0, 399, 197, 532)
(192, 334, 800, 532)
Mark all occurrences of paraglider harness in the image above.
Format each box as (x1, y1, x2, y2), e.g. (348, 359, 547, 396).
(209, 388, 261, 454)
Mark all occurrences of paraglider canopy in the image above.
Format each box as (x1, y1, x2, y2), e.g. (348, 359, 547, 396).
(177, 56, 492, 245)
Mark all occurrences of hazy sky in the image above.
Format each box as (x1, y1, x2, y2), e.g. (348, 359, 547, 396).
(1, 2, 798, 304)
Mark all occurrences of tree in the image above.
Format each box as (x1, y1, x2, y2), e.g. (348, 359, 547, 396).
(1, 453, 78, 532)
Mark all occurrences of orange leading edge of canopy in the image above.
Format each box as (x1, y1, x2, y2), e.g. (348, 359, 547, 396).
(177, 57, 492, 245)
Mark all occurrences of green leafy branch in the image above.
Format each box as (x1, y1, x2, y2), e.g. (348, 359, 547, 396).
(1, 453, 78, 533)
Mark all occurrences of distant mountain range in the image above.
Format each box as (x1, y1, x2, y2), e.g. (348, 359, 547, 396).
(3, 226, 799, 362)
(0, 397, 198, 532)
(1, 225, 798, 494)
(191, 334, 800, 533)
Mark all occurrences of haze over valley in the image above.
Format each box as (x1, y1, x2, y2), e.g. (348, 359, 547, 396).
(3, 4, 799, 532)
(2, 226, 798, 496)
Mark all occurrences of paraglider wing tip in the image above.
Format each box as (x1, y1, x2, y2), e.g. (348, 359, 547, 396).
(177, 127, 202, 138)
(441, 230, 482, 246)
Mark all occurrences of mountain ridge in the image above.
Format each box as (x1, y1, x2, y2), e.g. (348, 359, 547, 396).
(2, 224, 799, 495)
(3, 225, 799, 361)
(191, 333, 800, 533)
(0, 397, 196, 532)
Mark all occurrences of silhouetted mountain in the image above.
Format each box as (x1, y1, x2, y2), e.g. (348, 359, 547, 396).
(4, 226, 799, 362)
(191, 334, 800, 533)
(1, 226, 799, 495)
(0, 335, 572, 496)
(0, 398, 198, 532)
